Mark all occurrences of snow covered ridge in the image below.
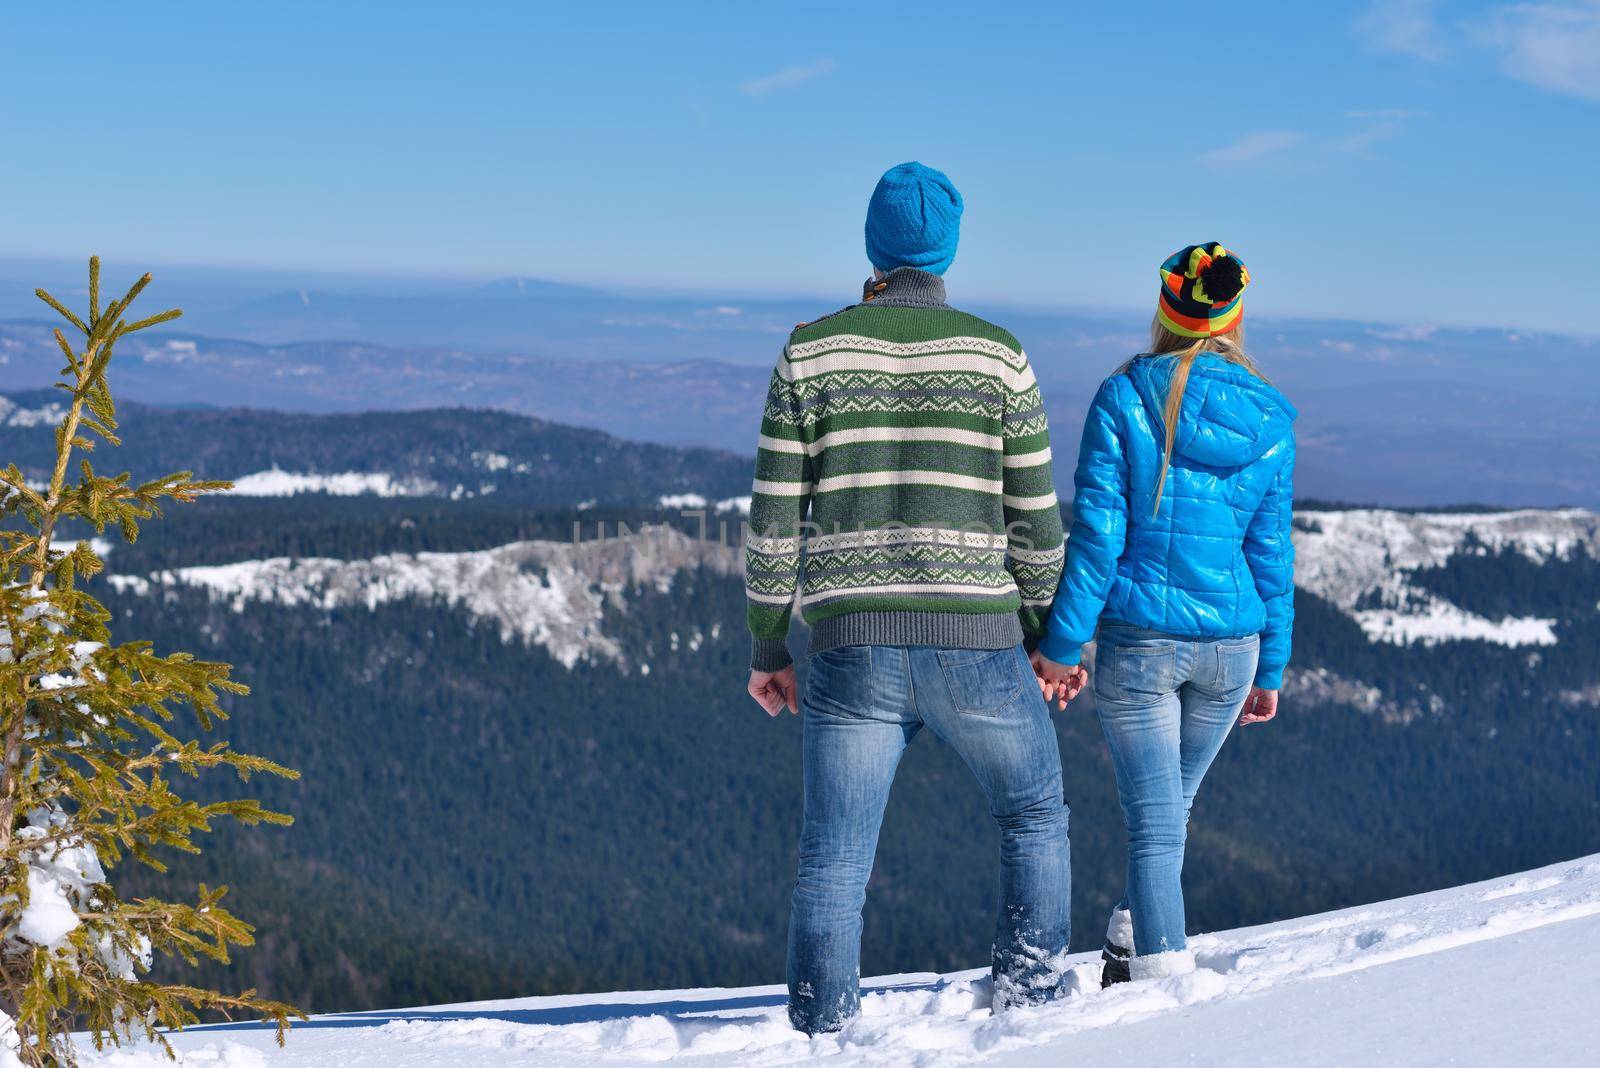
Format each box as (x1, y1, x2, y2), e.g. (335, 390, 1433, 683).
(81, 852, 1600, 1066)
(224, 470, 444, 497)
(105, 525, 740, 670)
(658, 493, 752, 514)
(1294, 507, 1600, 648)
(212, 469, 746, 506)
(92, 508, 1600, 677)
(0, 396, 68, 428)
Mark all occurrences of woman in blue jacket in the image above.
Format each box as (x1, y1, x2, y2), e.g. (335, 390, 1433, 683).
(1032, 242, 1295, 985)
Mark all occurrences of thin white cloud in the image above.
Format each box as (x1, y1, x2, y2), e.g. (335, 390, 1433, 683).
(1200, 130, 1307, 168)
(1337, 109, 1430, 154)
(1483, 2, 1600, 101)
(740, 58, 837, 99)
(1357, 0, 1449, 60)
(1362, 1, 1600, 103)
(1201, 111, 1427, 168)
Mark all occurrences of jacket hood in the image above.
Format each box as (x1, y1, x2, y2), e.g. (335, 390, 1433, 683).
(1126, 354, 1297, 468)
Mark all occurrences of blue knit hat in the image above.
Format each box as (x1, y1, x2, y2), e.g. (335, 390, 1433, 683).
(864, 162, 963, 276)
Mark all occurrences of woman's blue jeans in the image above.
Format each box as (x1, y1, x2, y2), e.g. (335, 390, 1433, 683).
(787, 644, 1071, 1034)
(1093, 622, 1258, 958)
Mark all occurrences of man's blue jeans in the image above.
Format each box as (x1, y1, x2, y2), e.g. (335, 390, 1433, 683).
(1093, 622, 1259, 962)
(787, 644, 1071, 1035)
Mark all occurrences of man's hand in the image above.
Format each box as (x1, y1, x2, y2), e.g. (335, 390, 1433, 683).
(748, 666, 800, 717)
(1029, 650, 1087, 711)
(1239, 687, 1279, 725)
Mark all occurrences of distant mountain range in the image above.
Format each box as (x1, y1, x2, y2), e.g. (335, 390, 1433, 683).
(0, 257, 818, 360)
(0, 390, 751, 506)
(4, 261, 1597, 507)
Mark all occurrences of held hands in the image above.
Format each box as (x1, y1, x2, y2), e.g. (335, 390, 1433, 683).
(751, 658, 1271, 722)
(748, 666, 799, 717)
(1029, 650, 1088, 711)
(1239, 687, 1279, 725)
(752, 653, 1098, 717)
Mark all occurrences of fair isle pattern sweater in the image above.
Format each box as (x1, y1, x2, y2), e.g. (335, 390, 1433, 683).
(746, 268, 1065, 671)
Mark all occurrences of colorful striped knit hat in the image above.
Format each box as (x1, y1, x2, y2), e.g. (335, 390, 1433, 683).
(1157, 243, 1250, 338)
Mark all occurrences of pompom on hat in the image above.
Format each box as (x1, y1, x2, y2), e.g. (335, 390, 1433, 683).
(864, 162, 963, 276)
(1157, 243, 1250, 338)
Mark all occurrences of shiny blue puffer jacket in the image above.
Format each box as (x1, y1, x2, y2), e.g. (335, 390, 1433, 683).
(1037, 353, 1297, 688)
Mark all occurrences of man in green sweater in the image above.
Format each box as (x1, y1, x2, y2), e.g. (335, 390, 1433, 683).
(744, 162, 1078, 1034)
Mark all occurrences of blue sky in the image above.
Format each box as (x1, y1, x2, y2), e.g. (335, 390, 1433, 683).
(2, 1, 1597, 332)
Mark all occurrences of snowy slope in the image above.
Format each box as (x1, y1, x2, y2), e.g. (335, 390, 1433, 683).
(77, 853, 1600, 1067)
(1293, 507, 1600, 647)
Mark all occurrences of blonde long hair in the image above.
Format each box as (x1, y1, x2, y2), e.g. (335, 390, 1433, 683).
(1131, 316, 1268, 516)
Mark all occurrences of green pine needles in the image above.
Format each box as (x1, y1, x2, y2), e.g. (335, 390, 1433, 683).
(0, 260, 302, 1065)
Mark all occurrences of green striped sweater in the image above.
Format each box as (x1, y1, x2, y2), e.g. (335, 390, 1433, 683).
(746, 268, 1065, 671)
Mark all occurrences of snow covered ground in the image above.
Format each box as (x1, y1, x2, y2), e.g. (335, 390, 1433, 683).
(1292, 508, 1600, 649)
(77, 852, 1600, 1067)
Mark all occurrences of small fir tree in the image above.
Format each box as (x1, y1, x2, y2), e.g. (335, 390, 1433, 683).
(0, 260, 302, 1066)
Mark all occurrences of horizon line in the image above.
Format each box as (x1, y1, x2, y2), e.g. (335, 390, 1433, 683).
(1, 250, 1595, 343)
